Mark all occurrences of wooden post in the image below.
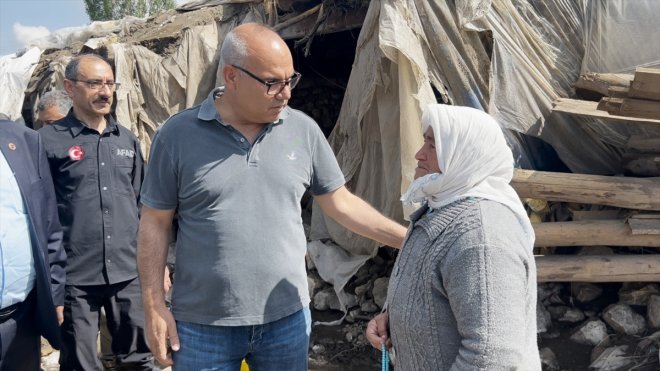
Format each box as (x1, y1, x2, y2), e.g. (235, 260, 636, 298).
(512, 169, 660, 211)
(533, 220, 660, 247)
(536, 255, 660, 282)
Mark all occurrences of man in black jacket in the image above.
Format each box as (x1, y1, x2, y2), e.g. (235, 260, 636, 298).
(0, 119, 66, 370)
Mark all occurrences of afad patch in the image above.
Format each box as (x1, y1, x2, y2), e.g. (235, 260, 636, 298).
(68, 145, 85, 161)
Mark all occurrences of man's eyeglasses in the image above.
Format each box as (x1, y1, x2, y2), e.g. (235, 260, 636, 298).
(231, 65, 301, 96)
(70, 79, 121, 91)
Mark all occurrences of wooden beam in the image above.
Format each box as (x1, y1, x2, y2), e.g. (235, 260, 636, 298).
(598, 97, 660, 120)
(607, 86, 629, 98)
(629, 67, 660, 101)
(574, 72, 632, 100)
(536, 255, 660, 282)
(552, 98, 660, 124)
(512, 169, 660, 211)
(533, 220, 660, 247)
(628, 214, 660, 235)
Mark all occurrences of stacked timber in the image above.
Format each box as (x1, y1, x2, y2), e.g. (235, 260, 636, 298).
(574, 72, 633, 101)
(597, 68, 660, 120)
(555, 68, 660, 177)
(511, 169, 660, 282)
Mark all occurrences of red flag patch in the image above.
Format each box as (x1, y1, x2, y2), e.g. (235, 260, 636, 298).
(68, 145, 85, 161)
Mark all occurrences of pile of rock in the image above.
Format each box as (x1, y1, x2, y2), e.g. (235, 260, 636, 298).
(307, 251, 660, 370)
(536, 282, 659, 370)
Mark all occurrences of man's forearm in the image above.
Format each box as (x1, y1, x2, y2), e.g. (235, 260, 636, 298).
(316, 187, 407, 249)
(138, 215, 171, 309)
(339, 196, 407, 248)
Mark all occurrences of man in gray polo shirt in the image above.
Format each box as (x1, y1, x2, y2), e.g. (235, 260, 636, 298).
(137, 23, 407, 370)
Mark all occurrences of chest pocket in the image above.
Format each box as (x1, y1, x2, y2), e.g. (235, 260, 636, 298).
(111, 145, 136, 168)
(53, 142, 97, 200)
(110, 144, 136, 197)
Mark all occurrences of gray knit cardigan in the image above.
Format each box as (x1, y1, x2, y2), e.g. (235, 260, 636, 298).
(387, 198, 541, 370)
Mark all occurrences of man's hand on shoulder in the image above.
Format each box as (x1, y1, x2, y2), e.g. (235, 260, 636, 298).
(315, 186, 407, 249)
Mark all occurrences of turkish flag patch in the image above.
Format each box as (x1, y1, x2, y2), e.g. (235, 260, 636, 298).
(68, 145, 85, 161)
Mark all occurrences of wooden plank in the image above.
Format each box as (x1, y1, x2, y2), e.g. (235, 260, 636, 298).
(536, 255, 660, 282)
(597, 97, 623, 114)
(608, 86, 629, 98)
(611, 97, 660, 120)
(553, 98, 660, 124)
(533, 220, 660, 247)
(628, 218, 660, 235)
(629, 213, 660, 219)
(628, 67, 660, 101)
(512, 169, 660, 211)
(574, 72, 632, 100)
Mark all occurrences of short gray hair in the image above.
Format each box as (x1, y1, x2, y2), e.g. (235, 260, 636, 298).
(219, 28, 249, 70)
(64, 54, 111, 81)
(37, 90, 72, 115)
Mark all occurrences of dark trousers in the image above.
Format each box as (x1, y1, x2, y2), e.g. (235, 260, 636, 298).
(0, 291, 40, 371)
(59, 278, 155, 371)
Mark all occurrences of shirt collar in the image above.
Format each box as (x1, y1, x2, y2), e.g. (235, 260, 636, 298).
(64, 109, 120, 137)
(198, 86, 290, 127)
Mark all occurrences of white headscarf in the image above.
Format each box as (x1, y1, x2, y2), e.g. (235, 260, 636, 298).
(401, 104, 535, 247)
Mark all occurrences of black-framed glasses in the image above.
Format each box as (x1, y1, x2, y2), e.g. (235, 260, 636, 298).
(231, 65, 301, 96)
(70, 79, 121, 91)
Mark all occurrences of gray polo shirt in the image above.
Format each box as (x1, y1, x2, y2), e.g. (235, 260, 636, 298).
(141, 87, 345, 326)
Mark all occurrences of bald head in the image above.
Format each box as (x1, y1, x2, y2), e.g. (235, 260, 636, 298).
(220, 23, 291, 70)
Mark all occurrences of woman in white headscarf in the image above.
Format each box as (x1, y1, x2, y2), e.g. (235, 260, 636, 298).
(366, 104, 541, 370)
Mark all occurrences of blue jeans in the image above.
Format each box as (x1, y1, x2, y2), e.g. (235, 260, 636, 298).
(173, 308, 311, 371)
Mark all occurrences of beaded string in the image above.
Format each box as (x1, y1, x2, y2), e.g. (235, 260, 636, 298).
(381, 343, 389, 371)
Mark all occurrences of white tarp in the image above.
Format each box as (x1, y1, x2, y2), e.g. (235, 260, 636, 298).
(0, 47, 43, 122)
(582, 0, 660, 73)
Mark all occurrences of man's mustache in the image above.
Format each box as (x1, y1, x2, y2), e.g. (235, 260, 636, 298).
(94, 97, 111, 103)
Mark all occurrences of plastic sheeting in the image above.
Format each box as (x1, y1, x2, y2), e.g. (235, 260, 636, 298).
(0, 47, 43, 123)
(582, 0, 660, 74)
(545, 0, 660, 175)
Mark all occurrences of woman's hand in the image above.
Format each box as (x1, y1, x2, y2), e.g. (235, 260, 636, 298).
(366, 312, 392, 349)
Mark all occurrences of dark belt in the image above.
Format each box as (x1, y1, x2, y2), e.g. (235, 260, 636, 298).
(0, 301, 22, 322)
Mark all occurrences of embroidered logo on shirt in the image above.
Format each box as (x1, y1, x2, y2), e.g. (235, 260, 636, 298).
(68, 145, 85, 161)
(116, 149, 135, 158)
(287, 151, 297, 160)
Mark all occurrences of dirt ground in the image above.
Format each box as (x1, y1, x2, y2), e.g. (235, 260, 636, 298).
(308, 310, 381, 371)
